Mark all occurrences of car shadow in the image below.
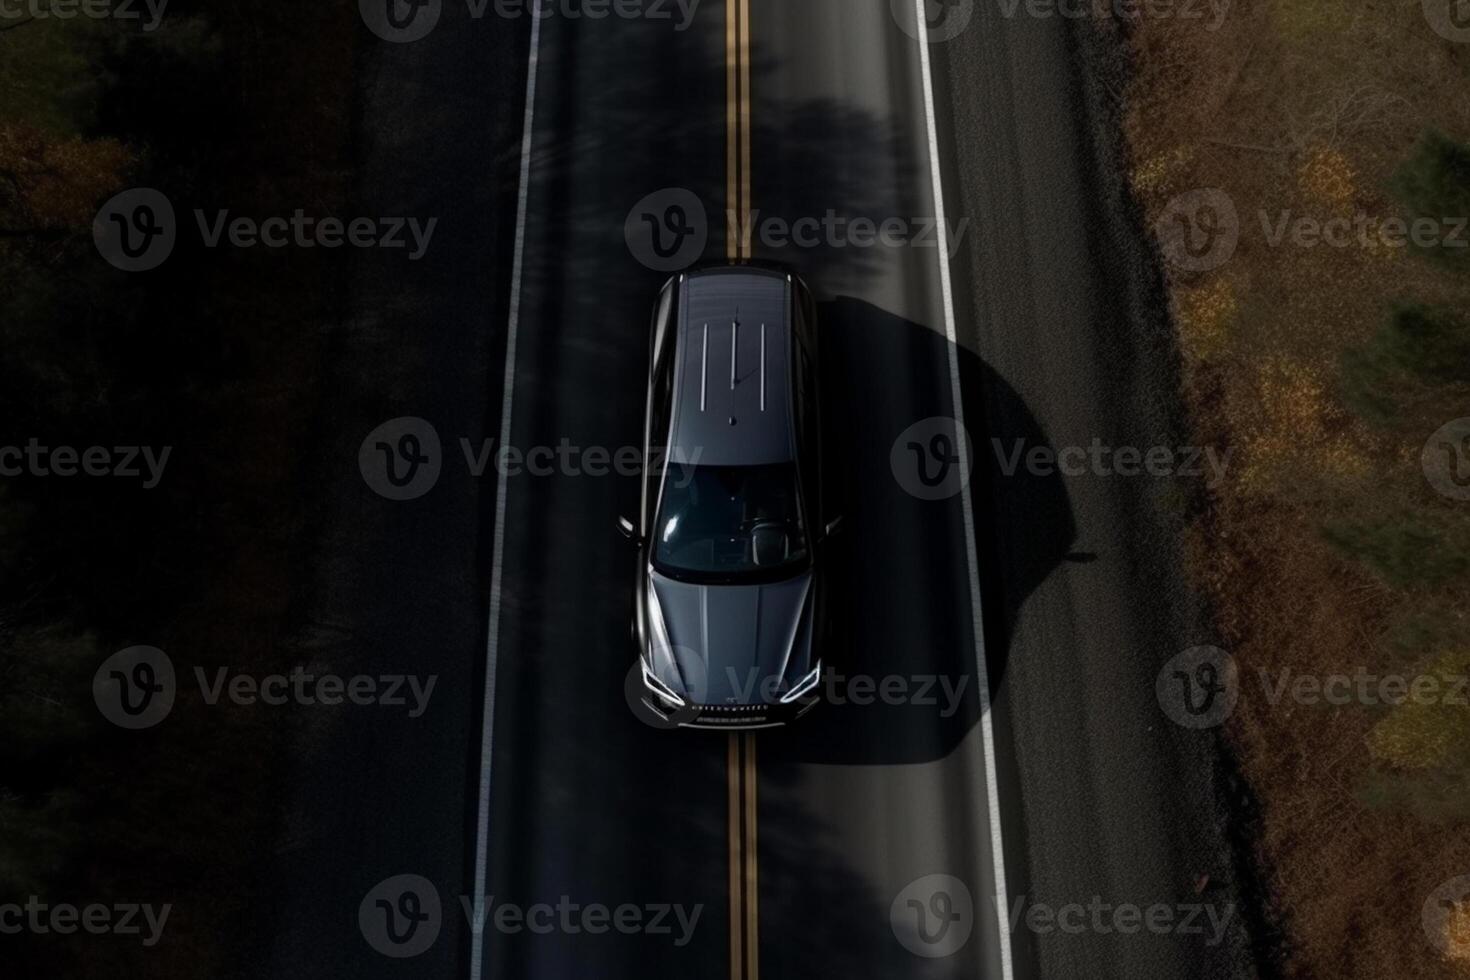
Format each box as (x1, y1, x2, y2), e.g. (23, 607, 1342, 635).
(761, 296, 1076, 767)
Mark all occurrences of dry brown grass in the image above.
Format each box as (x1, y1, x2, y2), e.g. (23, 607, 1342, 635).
(1123, 1, 1470, 976)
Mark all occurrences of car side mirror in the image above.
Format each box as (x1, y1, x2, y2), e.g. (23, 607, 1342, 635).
(822, 516, 844, 540)
(617, 516, 640, 542)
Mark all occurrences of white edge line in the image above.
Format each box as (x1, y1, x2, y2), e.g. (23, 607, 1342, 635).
(911, 5, 1015, 979)
(470, 4, 544, 979)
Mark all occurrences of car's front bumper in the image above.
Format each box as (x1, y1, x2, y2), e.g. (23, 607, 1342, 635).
(640, 688, 821, 731)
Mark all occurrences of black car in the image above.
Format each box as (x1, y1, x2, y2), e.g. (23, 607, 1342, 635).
(619, 264, 839, 729)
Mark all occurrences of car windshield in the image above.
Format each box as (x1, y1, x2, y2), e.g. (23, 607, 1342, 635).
(653, 463, 808, 581)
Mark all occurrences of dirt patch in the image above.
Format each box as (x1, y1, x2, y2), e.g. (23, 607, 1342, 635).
(1113, 1, 1470, 976)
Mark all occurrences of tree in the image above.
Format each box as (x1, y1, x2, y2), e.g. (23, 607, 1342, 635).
(0, 124, 132, 240)
(1389, 130, 1470, 271)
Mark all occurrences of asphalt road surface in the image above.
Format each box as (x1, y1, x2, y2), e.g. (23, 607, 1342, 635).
(260, 2, 1261, 979)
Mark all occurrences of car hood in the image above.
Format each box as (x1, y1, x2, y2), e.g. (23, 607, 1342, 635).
(647, 568, 815, 706)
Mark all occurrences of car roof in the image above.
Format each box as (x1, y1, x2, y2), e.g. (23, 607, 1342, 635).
(668, 269, 795, 468)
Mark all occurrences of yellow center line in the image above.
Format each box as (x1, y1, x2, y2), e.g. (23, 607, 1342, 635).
(725, 0, 740, 260)
(726, 3, 758, 978)
(737, 0, 752, 259)
(727, 733, 744, 980)
(724, 27, 736, 257)
(726, 0, 752, 261)
(743, 732, 759, 980)
(727, 732, 760, 980)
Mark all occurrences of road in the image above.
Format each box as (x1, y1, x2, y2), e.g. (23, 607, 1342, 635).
(260, 2, 1261, 979)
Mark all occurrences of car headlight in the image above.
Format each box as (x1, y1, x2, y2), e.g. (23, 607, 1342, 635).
(779, 663, 822, 703)
(643, 580, 687, 706)
(641, 659, 686, 707)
